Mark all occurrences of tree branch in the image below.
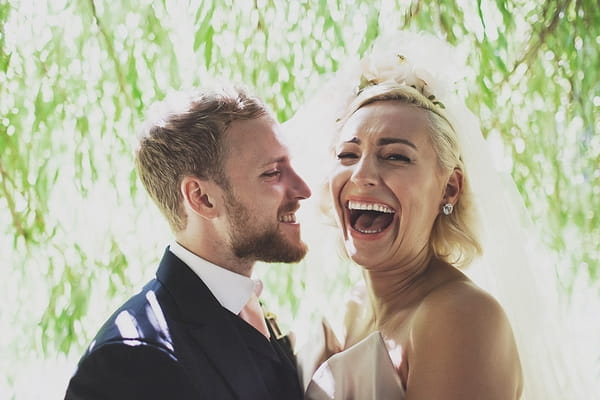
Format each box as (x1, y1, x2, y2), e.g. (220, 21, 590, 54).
(508, 0, 571, 77)
(0, 159, 26, 238)
(403, 1, 421, 28)
(87, 0, 133, 107)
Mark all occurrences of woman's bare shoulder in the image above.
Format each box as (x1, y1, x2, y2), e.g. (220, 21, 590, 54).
(414, 278, 513, 340)
(407, 278, 523, 399)
(425, 277, 503, 312)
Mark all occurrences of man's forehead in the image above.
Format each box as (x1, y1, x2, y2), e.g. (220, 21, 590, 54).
(225, 118, 290, 165)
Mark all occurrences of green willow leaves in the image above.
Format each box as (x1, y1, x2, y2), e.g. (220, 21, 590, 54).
(0, 0, 598, 397)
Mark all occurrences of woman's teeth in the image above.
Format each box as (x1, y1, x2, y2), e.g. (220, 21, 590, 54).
(347, 200, 396, 234)
(347, 200, 395, 214)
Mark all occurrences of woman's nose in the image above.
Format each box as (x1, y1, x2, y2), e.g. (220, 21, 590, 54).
(350, 157, 378, 187)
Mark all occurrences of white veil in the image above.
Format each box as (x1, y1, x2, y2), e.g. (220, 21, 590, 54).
(286, 31, 596, 399)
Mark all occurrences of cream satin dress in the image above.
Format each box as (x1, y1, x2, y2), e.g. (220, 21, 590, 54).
(304, 331, 405, 400)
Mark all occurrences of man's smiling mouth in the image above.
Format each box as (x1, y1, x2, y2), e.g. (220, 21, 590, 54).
(279, 213, 297, 223)
(347, 200, 396, 234)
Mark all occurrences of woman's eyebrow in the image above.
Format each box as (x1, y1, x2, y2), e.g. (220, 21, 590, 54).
(377, 137, 417, 150)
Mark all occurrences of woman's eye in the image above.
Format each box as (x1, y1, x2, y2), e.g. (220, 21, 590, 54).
(385, 154, 411, 162)
(336, 152, 359, 160)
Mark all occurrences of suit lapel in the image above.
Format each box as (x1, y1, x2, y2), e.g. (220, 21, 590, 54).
(268, 324, 303, 397)
(156, 249, 271, 400)
(188, 318, 271, 400)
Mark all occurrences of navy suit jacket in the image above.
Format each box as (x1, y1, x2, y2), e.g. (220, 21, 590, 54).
(65, 249, 302, 399)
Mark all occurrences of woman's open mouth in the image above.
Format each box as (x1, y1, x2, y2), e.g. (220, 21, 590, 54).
(346, 200, 396, 234)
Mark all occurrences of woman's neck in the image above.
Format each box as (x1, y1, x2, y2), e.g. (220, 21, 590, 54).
(364, 247, 436, 329)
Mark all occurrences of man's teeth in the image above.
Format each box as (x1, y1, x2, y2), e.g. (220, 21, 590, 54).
(347, 200, 394, 213)
(279, 213, 296, 223)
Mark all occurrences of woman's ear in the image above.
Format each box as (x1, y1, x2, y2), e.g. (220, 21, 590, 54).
(443, 168, 463, 205)
(180, 176, 220, 219)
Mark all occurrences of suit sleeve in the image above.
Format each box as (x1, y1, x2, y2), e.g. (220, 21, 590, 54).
(65, 342, 199, 400)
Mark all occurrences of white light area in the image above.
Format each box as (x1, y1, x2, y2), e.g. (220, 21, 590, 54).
(162, 0, 207, 89)
(383, 338, 403, 370)
(310, 361, 335, 397)
(513, 137, 525, 154)
(219, 30, 237, 58)
(561, 267, 600, 392)
(42, 142, 172, 271)
(115, 310, 139, 339)
(512, 2, 539, 48)
(0, 356, 78, 400)
(288, 1, 300, 23)
(465, 8, 485, 41)
(145, 290, 174, 351)
(572, 174, 584, 185)
(486, 130, 513, 173)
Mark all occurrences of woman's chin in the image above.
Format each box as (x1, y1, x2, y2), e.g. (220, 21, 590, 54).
(344, 230, 393, 266)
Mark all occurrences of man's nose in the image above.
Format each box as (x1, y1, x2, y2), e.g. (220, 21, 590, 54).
(288, 168, 312, 200)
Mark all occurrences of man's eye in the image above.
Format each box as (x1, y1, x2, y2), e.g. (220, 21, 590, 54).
(262, 170, 281, 178)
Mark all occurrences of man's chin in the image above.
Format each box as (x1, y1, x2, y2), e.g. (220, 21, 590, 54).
(261, 241, 307, 264)
(232, 231, 308, 263)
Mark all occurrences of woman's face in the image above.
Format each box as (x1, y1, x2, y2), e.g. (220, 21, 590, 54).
(330, 101, 447, 268)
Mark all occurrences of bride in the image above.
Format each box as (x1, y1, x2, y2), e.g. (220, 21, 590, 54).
(288, 32, 594, 399)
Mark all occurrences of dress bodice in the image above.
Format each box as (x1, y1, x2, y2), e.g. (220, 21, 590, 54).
(305, 331, 405, 400)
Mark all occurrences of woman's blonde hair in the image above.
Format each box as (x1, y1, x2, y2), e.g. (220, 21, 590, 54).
(337, 81, 482, 267)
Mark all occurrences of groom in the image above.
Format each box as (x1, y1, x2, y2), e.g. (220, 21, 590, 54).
(65, 86, 310, 399)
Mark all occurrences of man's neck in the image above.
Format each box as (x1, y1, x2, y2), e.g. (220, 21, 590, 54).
(175, 233, 255, 277)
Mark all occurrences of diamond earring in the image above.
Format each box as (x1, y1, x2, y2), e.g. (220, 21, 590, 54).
(442, 203, 454, 215)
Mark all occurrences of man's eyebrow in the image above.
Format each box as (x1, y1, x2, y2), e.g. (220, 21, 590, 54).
(260, 156, 287, 167)
(377, 137, 418, 150)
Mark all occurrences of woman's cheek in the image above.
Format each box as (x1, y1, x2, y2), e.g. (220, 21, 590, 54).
(329, 172, 348, 229)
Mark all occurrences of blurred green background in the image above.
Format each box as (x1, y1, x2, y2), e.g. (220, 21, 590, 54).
(1, 0, 598, 398)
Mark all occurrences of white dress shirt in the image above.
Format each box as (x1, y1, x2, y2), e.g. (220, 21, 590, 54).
(169, 241, 256, 315)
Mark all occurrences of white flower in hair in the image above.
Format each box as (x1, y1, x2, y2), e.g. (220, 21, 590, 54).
(354, 32, 464, 109)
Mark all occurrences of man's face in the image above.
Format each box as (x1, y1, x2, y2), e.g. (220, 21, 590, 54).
(221, 116, 311, 263)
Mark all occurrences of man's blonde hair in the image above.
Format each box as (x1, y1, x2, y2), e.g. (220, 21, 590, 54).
(135, 87, 268, 232)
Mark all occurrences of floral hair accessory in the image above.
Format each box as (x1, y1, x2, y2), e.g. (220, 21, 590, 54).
(354, 53, 446, 109)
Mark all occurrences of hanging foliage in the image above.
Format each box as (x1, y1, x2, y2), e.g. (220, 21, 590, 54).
(1, 0, 598, 398)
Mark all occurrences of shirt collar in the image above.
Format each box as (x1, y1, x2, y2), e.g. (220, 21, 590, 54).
(169, 241, 255, 314)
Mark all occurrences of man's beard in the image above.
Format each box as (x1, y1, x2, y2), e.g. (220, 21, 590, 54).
(224, 190, 307, 263)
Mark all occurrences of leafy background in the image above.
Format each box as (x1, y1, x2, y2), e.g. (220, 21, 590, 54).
(1, 0, 598, 398)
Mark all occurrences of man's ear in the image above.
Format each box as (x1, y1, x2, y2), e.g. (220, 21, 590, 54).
(180, 176, 221, 219)
(443, 168, 463, 205)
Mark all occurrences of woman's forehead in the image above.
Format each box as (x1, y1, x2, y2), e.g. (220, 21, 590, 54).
(340, 102, 429, 142)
